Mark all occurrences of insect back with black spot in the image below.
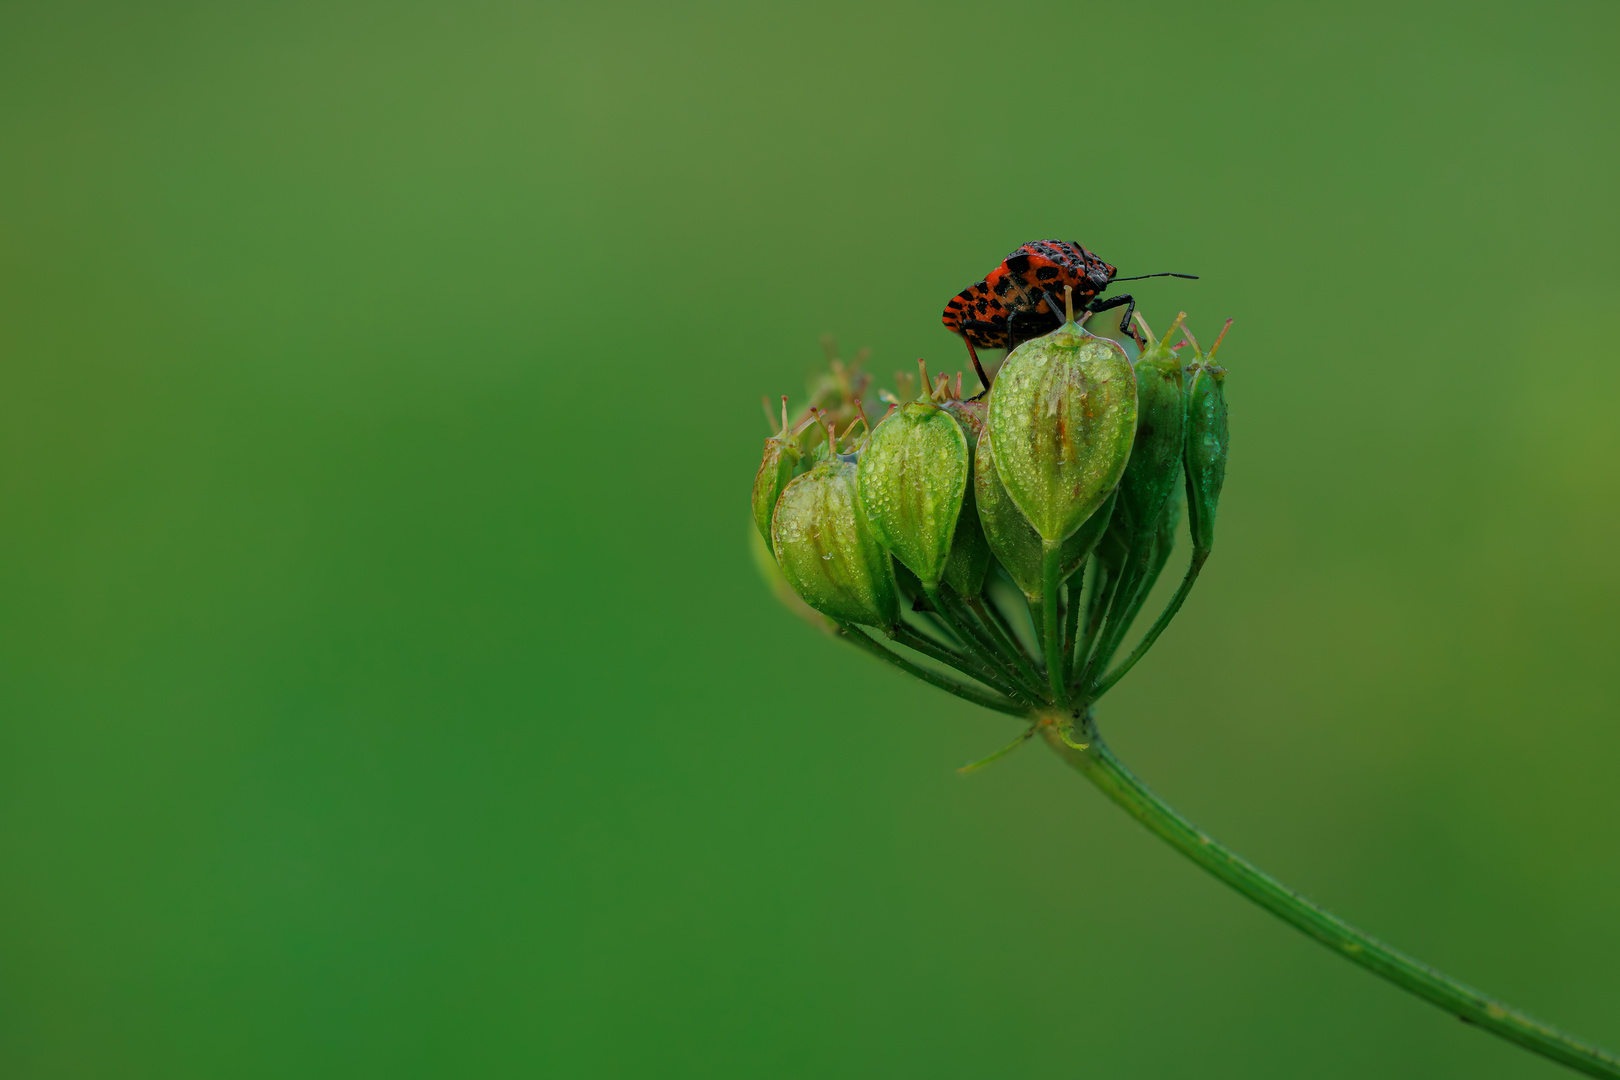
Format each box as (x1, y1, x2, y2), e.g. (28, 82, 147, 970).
(941, 240, 1196, 392)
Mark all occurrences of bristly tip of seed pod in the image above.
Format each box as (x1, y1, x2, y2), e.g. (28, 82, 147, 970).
(1133, 310, 1187, 359)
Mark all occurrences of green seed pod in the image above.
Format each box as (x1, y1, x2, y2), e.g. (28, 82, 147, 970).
(1152, 485, 1183, 576)
(1134, 486, 1184, 608)
(1118, 313, 1187, 531)
(748, 523, 834, 634)
(751, 397, 812, 552)
(752, 443, 798, 550)
(987, 320, 1137, 545)
(975, 427, 1116, 600)
(1181, 320, 1232, 554)
(772, 459, 900, 629)
(857, 401, 970, 586)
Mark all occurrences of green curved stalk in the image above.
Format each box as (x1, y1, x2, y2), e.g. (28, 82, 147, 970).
(956, 724, 1036, 774)
(891, 623, 1033, 706)
(1039, 716, 1620, 1078)
(835, 624, 1032, 718)
(1086, 527, 1156, 681)
(916, 607, 964, 648)
(1060, 572, 1084, 692)
(1074, 559, 1112, 677)
(974, 592, 1038, 669)
(1101, 522, 1177, 679)
(968, 595, 1046, 697)
(1024, 595, 1045, 670)
(947, 596, 1047, 701)
(928, 586, 1045, 701)
(1040, 541, 1069, 708)
(1089, 550, 1208, 701)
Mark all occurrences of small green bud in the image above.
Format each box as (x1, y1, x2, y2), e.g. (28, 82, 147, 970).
(858, 396, 971, 586)
(772, 457, 900, 629)
(987, 311, 1137, 545)
(975, 426, 1116, 600)
(1118, 312, 1188, 530)
(1181, 319, 1232, 554)
(751, 396, 814, 551)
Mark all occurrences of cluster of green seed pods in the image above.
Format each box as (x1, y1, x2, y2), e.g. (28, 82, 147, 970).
(753, 299, 1230, 715)
(751, 291, 1620, 1077)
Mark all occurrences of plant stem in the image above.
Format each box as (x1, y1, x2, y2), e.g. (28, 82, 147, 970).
(969, 595, 1046, 697)
(916, 607, 963, 647)
(978, 589, 1038, 666)
(1038, 716, 1620, 1078)
(928, 584, 1043, 701)
(1061, 570, 1084, 693)
(1089, 549, 1208, 701)
(1106, 520, 1177, 674)
(892, 623, 1033, 706)
(1040, 541, 1069, 708)
(956, 724, 1036, 774)
(947, 596, 1046, 700)
(1088, 526, 1155, 679)
(1074, 559, 1111, 678)
(835, 624, 1032, 718)
(1025, 594, 1045, 677)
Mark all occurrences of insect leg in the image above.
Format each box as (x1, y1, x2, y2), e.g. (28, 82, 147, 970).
(1042, 290, 1069, 324)
(1086, 293, 1141, 347)
(963, 337, 991, 397)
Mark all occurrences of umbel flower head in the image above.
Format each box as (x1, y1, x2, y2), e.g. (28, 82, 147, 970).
(751, 287, 1233, 735)
(744, 285, 1620, 1078)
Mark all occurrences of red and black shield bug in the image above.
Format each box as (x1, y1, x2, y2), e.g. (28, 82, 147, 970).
(941, 240, 1196, 391)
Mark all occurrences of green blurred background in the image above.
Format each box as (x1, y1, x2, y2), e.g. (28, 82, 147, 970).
(2, 1, 1617, 1076)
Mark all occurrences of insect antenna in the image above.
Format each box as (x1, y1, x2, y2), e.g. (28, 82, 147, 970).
(1112, 272, 1199, 281)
